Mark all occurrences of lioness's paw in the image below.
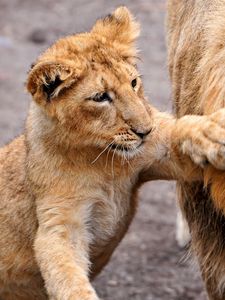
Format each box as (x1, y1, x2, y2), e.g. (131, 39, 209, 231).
(176, 108, 225, 170)
(176, 209, 191, 248)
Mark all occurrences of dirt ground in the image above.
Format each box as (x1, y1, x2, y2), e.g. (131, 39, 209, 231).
(0, 0, 207, 299)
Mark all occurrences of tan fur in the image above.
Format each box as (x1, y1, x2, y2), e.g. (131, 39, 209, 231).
(1, 6, 225, 300)
(167, 1, 225, 299)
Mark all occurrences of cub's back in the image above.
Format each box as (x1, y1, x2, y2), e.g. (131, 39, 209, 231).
(0, 135, 38, 283)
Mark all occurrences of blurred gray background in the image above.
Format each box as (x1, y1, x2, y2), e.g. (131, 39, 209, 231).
(0, 0, 206, 299)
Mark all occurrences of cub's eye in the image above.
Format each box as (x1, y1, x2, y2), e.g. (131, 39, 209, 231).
(131, 78, 137, 89)
(92, 92, 112, 103)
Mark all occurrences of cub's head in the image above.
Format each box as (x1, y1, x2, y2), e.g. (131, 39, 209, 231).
(27, 7, 152, 157)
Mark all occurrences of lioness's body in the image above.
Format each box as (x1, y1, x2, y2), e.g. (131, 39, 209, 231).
(2, 6, 225, 300)
(167, 1, 225, 299)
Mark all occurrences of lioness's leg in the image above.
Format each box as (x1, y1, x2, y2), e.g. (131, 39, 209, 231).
(167, 0, 225, 297)
(140, 108, 225, 182)
(206, 282, 225, 300)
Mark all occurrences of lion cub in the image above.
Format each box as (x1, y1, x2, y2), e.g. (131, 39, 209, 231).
(1, 6, 225, 300)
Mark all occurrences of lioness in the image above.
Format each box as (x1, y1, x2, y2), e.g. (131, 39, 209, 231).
(167, 0, 225, 299)
(1, 6, 225, 300)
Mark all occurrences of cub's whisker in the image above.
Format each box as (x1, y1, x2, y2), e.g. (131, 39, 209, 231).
(91, 141, 114, 164)
(111, 144, 118, 178)
(105, 141, 115, 169)
(123, 146, 135, 173)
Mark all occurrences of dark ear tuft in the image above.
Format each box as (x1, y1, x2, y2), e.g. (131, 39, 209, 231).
(103, 14, 114, 23)
(30, 62, 36, 70)
(43, 75, 63, 102)
(27, 61, 78, 105)
(92, 7, 140, 42)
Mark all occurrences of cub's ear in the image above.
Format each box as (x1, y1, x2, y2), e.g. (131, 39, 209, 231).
(27, 61, 77, 104)
(91, 7, 140, 62)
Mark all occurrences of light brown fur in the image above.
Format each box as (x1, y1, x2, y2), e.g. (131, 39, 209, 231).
(167, 1, 225, 299)
(1, 6, 225, 300)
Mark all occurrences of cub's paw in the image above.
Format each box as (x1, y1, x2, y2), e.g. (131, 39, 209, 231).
(176, 108, 225, 170)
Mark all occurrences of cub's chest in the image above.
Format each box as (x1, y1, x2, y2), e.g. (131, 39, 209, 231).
(90, 180, 138, 249)
(86, 179, 139, 276)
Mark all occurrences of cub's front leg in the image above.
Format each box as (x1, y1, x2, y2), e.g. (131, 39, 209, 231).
(34, 196, 99, 300)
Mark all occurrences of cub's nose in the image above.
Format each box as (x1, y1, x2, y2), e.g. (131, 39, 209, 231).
(131, 128, 152, 139)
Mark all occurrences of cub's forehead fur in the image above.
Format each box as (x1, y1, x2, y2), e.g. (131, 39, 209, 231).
(27, 7, 140, 102)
